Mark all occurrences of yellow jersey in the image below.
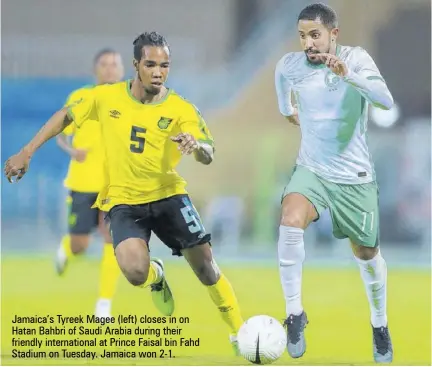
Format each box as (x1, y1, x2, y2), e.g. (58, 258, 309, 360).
(62, 86, 105, 193)
(66, 80, 214, 212)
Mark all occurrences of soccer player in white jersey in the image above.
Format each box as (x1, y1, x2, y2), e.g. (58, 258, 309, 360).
(274, 3, 394, 363)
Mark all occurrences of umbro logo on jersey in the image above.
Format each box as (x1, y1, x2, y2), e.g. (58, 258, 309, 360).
(157, 117, 173, 129)
(109, 110, 121, 119)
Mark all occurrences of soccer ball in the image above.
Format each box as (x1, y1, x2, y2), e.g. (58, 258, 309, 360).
(237, 315, 287, 365)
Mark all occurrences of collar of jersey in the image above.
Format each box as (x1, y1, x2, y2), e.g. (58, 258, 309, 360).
(305, 44, 341, 69)
(126, 79, 172, 106)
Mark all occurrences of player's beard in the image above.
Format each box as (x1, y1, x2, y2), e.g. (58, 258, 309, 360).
(305, 49, 321, 65)
(305, 37, 331, 65)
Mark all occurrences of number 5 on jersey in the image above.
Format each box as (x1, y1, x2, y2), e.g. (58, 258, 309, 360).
(130, 126, 146, 153)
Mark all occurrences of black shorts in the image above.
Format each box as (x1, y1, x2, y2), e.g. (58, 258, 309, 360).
(107, 194, 211, 256)
(67, 191, 100, 235)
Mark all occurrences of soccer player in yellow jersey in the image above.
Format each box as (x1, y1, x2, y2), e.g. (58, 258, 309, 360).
(54, 49, 125, 320)
(5, 32, 244, 353)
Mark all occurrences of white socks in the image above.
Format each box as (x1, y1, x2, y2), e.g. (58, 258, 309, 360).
(278, 225, 305, 316)
(278, 223, 387, 327)
(95, 298, 112, 318)
(355, 250, 388, 328)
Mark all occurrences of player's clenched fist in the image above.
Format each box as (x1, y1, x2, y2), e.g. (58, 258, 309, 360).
(170, 133, 199, 155)
(4, 151, 31, 183)
(316, 53, 348, 77)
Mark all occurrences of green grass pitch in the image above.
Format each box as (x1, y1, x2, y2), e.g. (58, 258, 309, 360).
(1, 257, 430, 365)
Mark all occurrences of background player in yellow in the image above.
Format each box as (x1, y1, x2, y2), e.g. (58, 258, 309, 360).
(5, 32, 244, 354)
(54, 49, 124, 319)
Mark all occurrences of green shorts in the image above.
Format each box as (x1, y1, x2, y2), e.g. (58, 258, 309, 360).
(282, 165, 379, 248)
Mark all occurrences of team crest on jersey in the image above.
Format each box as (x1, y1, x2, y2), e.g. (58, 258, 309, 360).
(324, 71, 341, 90)
(157, 117, 173, 129)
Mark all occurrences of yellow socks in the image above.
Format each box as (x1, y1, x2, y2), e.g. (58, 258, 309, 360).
(138, 261, 161, 288)
(61, 235, 73, 258)
(207, 274, 244, 335)
(98, 243, 121, 300)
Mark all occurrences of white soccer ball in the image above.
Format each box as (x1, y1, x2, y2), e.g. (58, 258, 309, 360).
(237, 315, 287, 365)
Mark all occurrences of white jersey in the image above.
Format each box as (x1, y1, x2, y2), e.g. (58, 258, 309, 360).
(275, 45, 394, 184)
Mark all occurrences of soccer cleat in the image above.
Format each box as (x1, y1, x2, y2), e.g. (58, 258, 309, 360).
(372, 325, 393, 363)
(229, 334, 240, 356)
(55, 246, 68, 275)
(95, 299, 112, 321)
(283, 311, 308, 358)
(150, 258, 175, 316)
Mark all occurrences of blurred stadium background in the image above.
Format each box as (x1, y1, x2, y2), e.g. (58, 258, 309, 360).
(1, 0, 431, 365)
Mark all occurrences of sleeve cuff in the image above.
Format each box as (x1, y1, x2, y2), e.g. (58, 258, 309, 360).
(67, 108, 75, 122)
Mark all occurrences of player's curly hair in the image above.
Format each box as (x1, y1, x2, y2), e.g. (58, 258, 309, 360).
(298, 2, 338, 29)
(133, 32, 170, 61)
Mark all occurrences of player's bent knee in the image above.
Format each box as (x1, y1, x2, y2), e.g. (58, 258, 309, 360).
(281, 193, 316, 229)
(70, 235, 90, 254)
(116, 252, 150, 286)
(115, 237, 150, 286)
(124, 267, 149, 286)
(280, 214, 306, 229)
(351, 241, 378, 260)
